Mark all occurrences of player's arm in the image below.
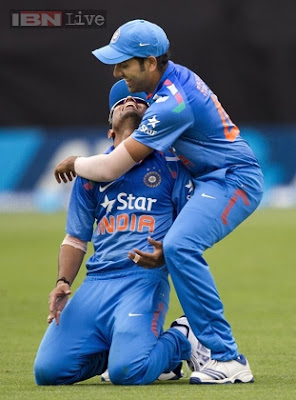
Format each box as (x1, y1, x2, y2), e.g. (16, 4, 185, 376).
(47, 235, 87, 325)
(54, 137, 153, 183)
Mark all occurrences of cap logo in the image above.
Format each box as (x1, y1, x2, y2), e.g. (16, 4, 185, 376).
(111, 28, 120, 44)
(139, 43, 150, 47)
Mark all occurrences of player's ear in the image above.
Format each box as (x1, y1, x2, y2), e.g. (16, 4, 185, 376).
(107, 129, 115, 140)
(146, 56, 158, 72)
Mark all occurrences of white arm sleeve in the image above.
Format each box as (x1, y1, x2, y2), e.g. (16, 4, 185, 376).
(74, 141, 136, 182)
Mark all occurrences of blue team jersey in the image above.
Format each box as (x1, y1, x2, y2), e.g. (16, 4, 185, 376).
(66, 149, 193, 276)
(132, 61, 263, 183)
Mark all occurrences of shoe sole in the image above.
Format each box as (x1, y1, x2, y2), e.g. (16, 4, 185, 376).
(190, 372, 254, 384)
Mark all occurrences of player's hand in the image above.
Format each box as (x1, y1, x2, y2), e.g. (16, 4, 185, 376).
(47, 283, 71, 325)
(54, 156, 78, 184)
(128, 237, 165, 269)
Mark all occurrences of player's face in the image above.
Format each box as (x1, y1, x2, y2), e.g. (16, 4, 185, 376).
(111, 96, 148, 124)
(110, 97, 148, 146)
(113, 58, 157, 93)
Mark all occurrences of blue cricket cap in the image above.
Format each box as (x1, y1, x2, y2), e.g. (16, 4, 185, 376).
(93, 19, 170, 64)
(108, 79, 149, 123)
(109, 79, 147, 109)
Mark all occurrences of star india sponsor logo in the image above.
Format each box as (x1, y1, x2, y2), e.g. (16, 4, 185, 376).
(139, 115, 161, 136)
(147, 115, 160, 128)
(139, 124, 156, 136)
(10, 9, 106, 28)
(100, 192, 158, 213)
(98, 192, 158, 235)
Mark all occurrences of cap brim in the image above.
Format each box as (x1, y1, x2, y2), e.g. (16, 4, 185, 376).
(92, 45, 132, 65)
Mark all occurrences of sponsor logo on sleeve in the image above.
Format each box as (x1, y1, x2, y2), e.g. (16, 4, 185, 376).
(147, 115, 160, 128)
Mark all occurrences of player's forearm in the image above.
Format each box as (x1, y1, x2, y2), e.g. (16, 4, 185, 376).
(74, 141, 136, 182)
(57, 244, 85, 286)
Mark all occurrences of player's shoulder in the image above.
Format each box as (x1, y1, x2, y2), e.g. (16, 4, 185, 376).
(161, 150, 180, 164)
(75, 176, 98, 192)
(161, 61, 211, 102)
(145, 149, 176, 167)
(154, 150, 187, 178)
(146, 65, 195, 118)
(162, 62, 194, 92)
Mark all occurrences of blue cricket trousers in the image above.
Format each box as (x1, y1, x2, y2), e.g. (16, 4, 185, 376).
(34, 271, 191, 385)
(163, 168, 264, 361)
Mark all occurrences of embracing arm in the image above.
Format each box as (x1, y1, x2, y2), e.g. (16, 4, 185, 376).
(47, 236, 86, 325)
(54, 137, 153, 183)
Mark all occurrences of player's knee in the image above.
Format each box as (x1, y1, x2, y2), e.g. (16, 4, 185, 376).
(108, 361, 149, 385)
(163, 237, 186, 262)
(163, 236, 176, 257)
(163, 237, 203, 268)
(34, 355, 69, 385)
(34, 358, 60, 385)
(108, 364, 137, 385)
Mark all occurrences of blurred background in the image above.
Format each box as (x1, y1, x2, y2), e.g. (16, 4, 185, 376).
(1, 0, 296, 212)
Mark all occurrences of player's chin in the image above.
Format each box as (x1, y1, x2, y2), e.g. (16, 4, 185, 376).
(121, 111, 142, 124)
(125, 80, 141, 94)
(124, 80, 134, 91)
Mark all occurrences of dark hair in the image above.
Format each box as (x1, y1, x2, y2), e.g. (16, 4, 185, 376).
(134, 50, 170, 72)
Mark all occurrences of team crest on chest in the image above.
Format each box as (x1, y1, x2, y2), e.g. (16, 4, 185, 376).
(143, 171, 162, 187)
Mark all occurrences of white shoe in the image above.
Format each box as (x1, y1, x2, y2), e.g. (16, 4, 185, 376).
(101, 369, 110, 382)
(171, 315, 211, 372)
(101, 365, 184, 383)
(158, 362, 184, 380)
(190, 354, 254, 384)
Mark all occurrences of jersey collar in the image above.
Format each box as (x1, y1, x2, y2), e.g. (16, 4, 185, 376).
(147, 61, 175, 103)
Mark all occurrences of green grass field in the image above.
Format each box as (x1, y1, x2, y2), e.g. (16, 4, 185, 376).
(0, 208, 295, 400)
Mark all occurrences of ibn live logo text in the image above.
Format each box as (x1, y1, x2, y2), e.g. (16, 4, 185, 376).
(10, 10, 106, 28)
